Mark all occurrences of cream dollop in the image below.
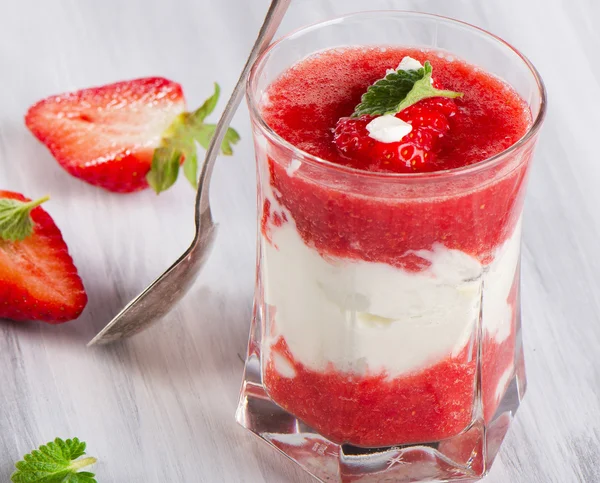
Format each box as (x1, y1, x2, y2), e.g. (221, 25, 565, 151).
(366, 114, 412, 143)
(397, 56, 423, 71)
(386, 56, 423, 75)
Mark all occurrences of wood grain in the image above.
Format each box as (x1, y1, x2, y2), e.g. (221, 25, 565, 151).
(0, 0, 597, 481)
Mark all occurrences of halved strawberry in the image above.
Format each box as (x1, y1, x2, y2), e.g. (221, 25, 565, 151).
(0, 191, 87, 323)
(25, 78, 186, 193)
(25, 78, 240, 194)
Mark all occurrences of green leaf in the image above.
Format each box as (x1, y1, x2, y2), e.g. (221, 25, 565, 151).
(146, 83, 241, 191)
(62, 473, 97, 483)
(11, 437, 97, 483)
(222, 127, 241, 156)
(0, 195, 50, 242)
(182, 149, 198, 188)
(353, 61, 463, 117)
(193, 124, 241, 155)
(146, 146, 181, 194)
(193, 83, 220, 123)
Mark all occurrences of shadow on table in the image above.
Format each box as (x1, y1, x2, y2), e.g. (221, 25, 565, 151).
(89, 284, 250, 382)
(0, 259, 140, 347)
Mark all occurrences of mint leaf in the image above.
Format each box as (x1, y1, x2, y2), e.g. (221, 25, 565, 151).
(11, 437, 97, 483)
(395, 62, 463, 112)
(353, 61, 463, 117)
(353, 68, 424, 117)
(0, 195, 49, 242)
(57, 472, 97, 483)
(146, 83, 241, 194)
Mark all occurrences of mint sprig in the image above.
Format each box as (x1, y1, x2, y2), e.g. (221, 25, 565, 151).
(11, 437, 97, 483)
(146, 83, 241, 194)
(0, 195, 49, 242)
(353, 61, 463, 118)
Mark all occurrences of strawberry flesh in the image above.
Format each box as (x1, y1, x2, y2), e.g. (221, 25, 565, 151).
(0, 191, 87, 323)
(25, 77, 186, 193)
(334, 97, 458, 173)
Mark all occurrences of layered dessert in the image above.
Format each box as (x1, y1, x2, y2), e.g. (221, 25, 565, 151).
(254, 47, 532, 448)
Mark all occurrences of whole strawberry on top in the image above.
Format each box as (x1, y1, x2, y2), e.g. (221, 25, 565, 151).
(334, 57, 462, 173)
(25, 78, 239, 193)
(0, 191, 87, 323)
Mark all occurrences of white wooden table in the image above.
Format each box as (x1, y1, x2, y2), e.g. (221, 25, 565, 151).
(0, 0, 598, 481)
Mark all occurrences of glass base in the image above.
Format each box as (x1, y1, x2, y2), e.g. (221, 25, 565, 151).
(236, 308, 527, 483)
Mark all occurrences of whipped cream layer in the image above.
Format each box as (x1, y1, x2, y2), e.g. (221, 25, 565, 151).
(262, 207, 521, 378)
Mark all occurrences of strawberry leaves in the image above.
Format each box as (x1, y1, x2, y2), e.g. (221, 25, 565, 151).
(147, 148, 181, 195)
(11, 437, 97, 483)
(147, 83, 241, 194)
(0, 195, 49, 242)
(353, 61, 463, 117)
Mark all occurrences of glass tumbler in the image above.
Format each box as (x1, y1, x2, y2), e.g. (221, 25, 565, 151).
(236, 11, 546, 483)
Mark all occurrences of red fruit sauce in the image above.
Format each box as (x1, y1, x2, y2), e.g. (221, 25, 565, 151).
(258, 47, 532, 447)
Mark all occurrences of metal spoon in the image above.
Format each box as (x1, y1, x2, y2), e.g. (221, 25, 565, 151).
(88, 0, 291, 345)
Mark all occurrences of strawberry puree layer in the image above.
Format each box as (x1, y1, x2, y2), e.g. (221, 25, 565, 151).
(266, 339, 476, 447)
(256, 47, 532, 447)
(267, 157, 527, 269)
(261, 47, 531, 266)
(265, 330, 516, 447)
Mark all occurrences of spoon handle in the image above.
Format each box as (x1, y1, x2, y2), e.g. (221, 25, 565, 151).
(194, 0, 292, 229)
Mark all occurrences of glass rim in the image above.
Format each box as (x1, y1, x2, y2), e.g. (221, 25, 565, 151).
(247, 10, 547, 182)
